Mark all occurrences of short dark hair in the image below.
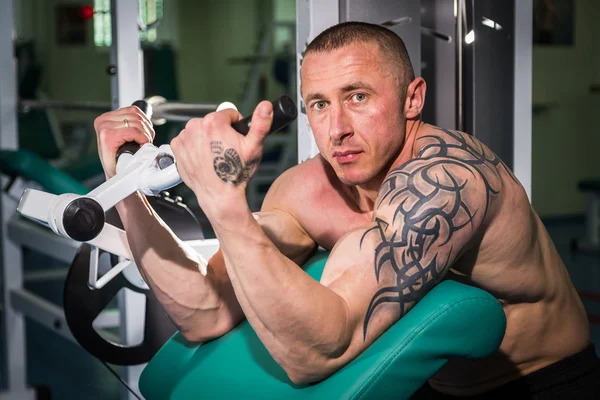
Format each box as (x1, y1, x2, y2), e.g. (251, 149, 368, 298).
(304, 21, 415, 91)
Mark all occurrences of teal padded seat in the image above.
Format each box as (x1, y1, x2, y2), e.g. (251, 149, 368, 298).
(0, 149, 88, 195)
(139, 251, 506, 400)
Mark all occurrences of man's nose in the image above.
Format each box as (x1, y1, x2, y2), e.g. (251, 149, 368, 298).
(328, 104, 352, 144)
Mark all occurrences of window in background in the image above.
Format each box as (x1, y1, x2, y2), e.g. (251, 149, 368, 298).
(94, 0, 111, 47)
(94, 0, 163, 47)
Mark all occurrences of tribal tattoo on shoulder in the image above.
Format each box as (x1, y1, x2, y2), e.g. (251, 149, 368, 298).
(360, 128, 517, 340)
(210, 140, 259, 185)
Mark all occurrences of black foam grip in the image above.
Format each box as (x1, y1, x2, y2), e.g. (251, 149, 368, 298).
(116, 142, 141, 159)
(231, 95, 297, 135)
(132, 100, 153, 118)
(115, 100, 152, 161)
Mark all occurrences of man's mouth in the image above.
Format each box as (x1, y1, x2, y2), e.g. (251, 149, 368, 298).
(332, 150, 363, 164)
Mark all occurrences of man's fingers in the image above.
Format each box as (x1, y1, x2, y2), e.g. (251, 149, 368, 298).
(218, 108, 244, 124)
(97, 120, 153, 146)
(98, 119, 152, 141)
(100, 106, 153, 130)
(246, 100, 273, 144)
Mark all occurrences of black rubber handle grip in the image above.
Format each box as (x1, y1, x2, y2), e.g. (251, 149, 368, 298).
(115, 100, 153, 160)
(114, 96, 298, 163)
(231, 95, 297, 135)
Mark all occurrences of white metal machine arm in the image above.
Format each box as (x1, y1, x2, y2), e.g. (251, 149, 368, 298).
(15, 96, 297, 290)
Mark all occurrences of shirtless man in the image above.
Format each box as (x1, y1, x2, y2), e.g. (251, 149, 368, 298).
(93, 22, 599, 398)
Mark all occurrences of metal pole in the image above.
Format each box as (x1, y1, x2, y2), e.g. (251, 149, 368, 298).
(111, 0, 144, 110)
(0, 0, 36, 398)
(18, 99, 217, 122)
(296, 0, 340, 163)
(455, 0, 464, 131)
(19, 99, 111, 113)
(110, 1, 146, 399)
(513, 0, 532, 201)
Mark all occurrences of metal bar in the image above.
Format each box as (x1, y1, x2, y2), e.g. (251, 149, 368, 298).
(19, 99, 111, 113)
(10, 289, 121, 344)
(154, 102, 217, 113)
(296, 0, 340, 163)
(111, 0, 144, 111)
(10, 289, 75, 343)
(421, 26, 452, 43)
(513, 0, 532, 201)
(0, 0, 30, 394)
(118, 289, 145, 400)
(92, 309, 120, 329)
(19, 99, 216, 122)
(0, 390, 36, 399)
(382, 19, 452, 44)
(7, 215, 79, 264)
(111, 1, 146, 398)
(23, 268, 69, 282)
(455, 0, 464, 131)
(19, 99, 217, 114)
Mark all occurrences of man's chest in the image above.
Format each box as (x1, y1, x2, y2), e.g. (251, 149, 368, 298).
(299, 202, 372, 251)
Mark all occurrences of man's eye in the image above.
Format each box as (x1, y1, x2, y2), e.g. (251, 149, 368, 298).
(353, 93, 366, 102)
(314, 101, 326, 110)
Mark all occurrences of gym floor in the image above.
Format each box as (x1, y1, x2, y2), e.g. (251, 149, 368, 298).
(7, 217, 600, 399)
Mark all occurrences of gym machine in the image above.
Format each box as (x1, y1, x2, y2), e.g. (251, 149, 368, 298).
(16, 94, 295, 369)
(0, 1, 199, 398)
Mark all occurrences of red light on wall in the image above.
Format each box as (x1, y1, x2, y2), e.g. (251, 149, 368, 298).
(81, 5, 94, 20)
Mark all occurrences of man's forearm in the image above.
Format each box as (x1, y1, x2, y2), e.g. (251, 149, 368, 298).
(115, 192, 243, 341)
(209, 204, 351, 382)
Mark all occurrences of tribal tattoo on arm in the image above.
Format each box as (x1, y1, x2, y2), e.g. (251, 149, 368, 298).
(360, 128, 517, 340)
(210, 140, 260, 185)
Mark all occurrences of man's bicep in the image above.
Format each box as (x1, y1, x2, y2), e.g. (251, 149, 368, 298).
(254, 209, 316, 266)
(258, 167, 317, 266)
(324, 157, 490, 344)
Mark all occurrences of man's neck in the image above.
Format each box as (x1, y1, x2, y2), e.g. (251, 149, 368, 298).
(352, 120, 422, 213)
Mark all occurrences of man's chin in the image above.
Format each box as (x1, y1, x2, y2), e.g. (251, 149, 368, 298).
(336, 172, 373, 187)
(328, 160, 376, 186)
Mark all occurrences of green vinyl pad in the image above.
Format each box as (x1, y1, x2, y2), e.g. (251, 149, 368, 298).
(0, 149, 88, 195)
(140, 251, 506, 400)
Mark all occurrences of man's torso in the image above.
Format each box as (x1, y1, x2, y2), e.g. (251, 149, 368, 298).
(278, 125, 589, 395)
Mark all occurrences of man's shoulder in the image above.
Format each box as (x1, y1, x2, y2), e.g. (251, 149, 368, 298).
(262, 155, 333, 210)
(413, 124, 499, 163)
(413, 124, 470, 156)
(384, 123, 524, 229)
(278, 155, 330, 190)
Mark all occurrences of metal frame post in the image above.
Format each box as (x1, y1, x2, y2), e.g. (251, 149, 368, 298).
(0, 0, 36, 398)
(110, 1, 146, 399)
(296, 0, 340, 163)
(513, 0, 532, 201)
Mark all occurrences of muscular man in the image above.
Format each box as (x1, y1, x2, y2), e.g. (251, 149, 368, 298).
(93, 22, 599, 398)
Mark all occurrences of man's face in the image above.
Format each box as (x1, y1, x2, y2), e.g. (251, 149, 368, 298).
(301, 41, 406, 186)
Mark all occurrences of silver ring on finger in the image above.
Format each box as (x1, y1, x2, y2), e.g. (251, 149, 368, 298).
(124, 118, 129, 128)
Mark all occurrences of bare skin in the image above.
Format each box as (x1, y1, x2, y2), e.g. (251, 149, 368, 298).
(271, 129, 590, 394)
(93, 40, 589, 393)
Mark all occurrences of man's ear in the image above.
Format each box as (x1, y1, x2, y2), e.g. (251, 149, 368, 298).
(404, 77, 427, 119)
